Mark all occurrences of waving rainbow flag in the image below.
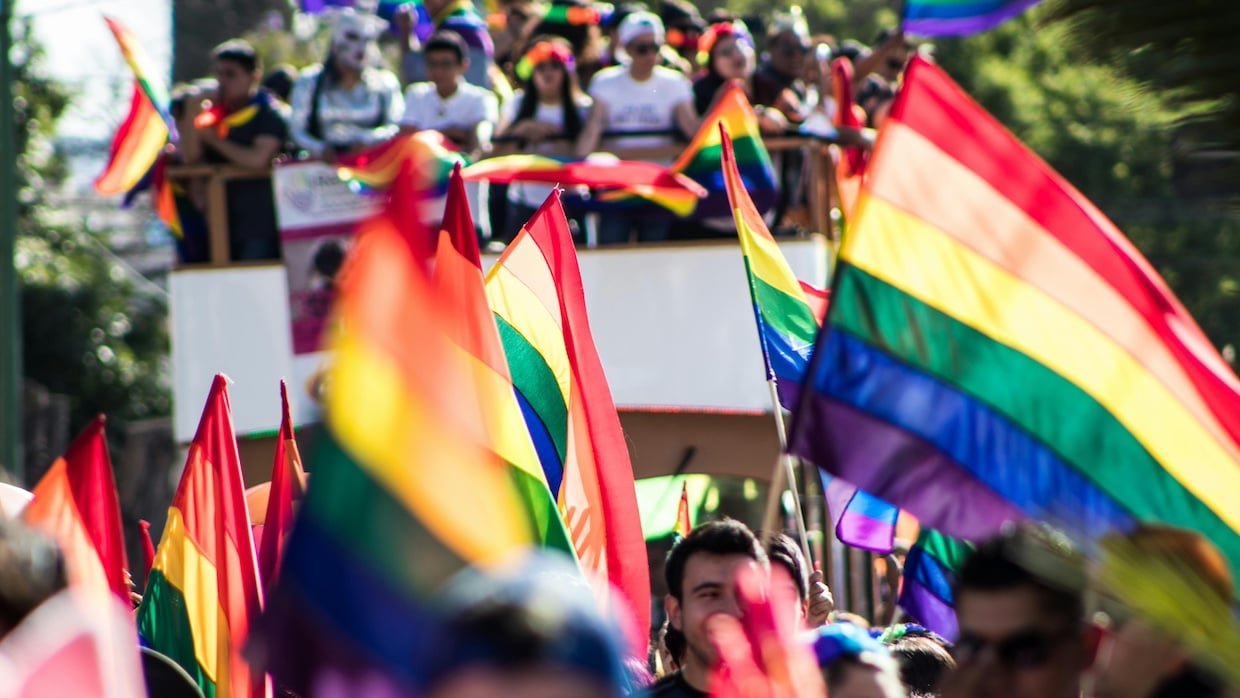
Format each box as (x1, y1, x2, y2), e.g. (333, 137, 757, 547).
(96, 18, 175, 197)
(898, 529, 973, 639)
(336, 131, 465, 198)
(256, 165, 534, 694)
(790, 56, 1240, 590)
(902, 0, 1042, 36)
(485, 191, 651, 656)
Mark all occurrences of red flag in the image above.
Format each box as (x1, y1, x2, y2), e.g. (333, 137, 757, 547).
(23, 415, 130, 603)
(138, 374, 265, 698)
(139, 520, 156, 579)
(674, 482, 692, 538)
(258, 380, 306, 593)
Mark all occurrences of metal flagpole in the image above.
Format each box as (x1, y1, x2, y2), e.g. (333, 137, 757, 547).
(759, 380, 814, 570)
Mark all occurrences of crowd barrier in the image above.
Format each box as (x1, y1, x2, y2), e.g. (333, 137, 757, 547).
(166, 131, 864, 268)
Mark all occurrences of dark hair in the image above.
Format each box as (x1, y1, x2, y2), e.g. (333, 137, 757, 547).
(765, 532, 808, 603)
(660, 618, 686, 666)
(426, 29, 469, 64)
(956, 525, 1086, 628)
(889, 634, 955, 695)
(312, 239, 347, 280)
(664, 519, 767, 601)
(212, 39, 260, 74)
(514, 36, 585, 141)
(605, 2, 648, 30)
(0, 521, 67, 638)
(262, 64, 298, 103)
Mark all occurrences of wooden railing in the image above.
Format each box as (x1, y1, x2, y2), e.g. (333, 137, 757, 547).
(166, 129, 872, 268)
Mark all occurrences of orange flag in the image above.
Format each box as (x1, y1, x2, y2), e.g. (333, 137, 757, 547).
(258, 380, 306, 593)
(138, 375, 265, 698)
(23, 415, 129, 603)
(674, 482, 692, 539)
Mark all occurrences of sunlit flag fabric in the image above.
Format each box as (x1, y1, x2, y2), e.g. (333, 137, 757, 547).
(790, 56, 1240, 590)
(485, 192, 651, 655)
(138, 375, 265, 698)
(22, 415, 129, 603)
(254, 164, 534, 695)
(256, 380, 307, 593)
(96, 17, 176, 197)
(434, 166, 575, 556)
(898, 529, 973, 639)
(721, 125, 899, 554)
(902, 0, 1042, 36)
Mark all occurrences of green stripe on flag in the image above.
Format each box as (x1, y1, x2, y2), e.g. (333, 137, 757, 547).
(138, 570, 218, 698)
(495, 314, 569, 463)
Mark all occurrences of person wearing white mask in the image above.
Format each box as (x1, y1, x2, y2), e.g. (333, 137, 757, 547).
(289, 9, 405, 162)
(575, 11, 699, 244)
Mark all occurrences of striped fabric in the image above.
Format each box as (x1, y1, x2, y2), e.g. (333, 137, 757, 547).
(898, 529, 974, 639)
(138, 375, 264, 698)
(790, 56, 1240, 591)
(96, 18, 175, 196)
(902, 0, 1042, 36)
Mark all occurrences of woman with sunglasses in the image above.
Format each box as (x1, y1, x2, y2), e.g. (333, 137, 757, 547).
(497, 37, 592, 241)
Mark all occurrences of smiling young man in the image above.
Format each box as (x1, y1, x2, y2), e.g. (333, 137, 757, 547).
(643, 520, 769, 698)
(940, 526, 1093, 698)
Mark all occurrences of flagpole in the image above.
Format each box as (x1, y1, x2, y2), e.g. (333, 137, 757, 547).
(762, 380, 815, 571)
(0, 0, 22, 484)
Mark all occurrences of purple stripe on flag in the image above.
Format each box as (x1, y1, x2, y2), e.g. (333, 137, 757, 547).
(903, 0, 1041, 36)
(899, 582, 959, 640)
(791, 396, 1023, 541)
(822, 473, 898, 554)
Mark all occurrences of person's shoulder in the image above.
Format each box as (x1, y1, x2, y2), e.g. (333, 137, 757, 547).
(293, 65, 323, 89)
(405, 81, 436, 97)
(653, 65, 692, 85)
(365, 67, 402, 90)
(590, 65, 627, 86)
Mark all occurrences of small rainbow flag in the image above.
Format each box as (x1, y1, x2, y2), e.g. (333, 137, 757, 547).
(138, 375, 264, 698)
(902, 0, 1042, 36)
(790, 56, 1240, 590)
(96, 17, 175, 197)
(22, 416, 129, 603)
(898, 529, 973, 639)
(336, 131, 466, 199)
(256, 164, 535, 694)
(256, 380, 306, 594)
(822, 473, 899, 555)
(674, 482, 692, 539)
(485, 191, 651, 656)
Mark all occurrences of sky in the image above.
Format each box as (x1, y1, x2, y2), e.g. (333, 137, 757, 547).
(20, 0, 172, 140)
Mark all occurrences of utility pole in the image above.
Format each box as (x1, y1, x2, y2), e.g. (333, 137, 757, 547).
(0, 0, 22, 485)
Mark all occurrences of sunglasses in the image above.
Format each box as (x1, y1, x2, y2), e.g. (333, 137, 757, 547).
(953, 628, 1075, 669)
(628, 42, 660, 56)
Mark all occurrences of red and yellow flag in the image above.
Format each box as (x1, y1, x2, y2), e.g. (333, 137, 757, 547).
(138, 375, 265, 698)
(674, 482, 692, 539)
(23, 415, 129, 603)
(257, 380, 306, 593)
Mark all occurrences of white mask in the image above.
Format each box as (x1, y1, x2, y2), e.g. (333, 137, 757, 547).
(329, 10, 386, 71)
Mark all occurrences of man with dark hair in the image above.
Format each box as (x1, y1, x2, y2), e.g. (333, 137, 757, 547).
(643, 519, 768, 697)
(881, 626, 955, 697)
(0, 520, 67, 639)
(400, 30, 497, 157)
(181, 38, 288, 261)
(940, 525, 1091, 698)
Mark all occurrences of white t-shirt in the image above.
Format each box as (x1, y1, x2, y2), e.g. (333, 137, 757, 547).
(501, 91, 592, 208)
(400, 81, 498, 131)
(401, 81, 498, 232)
(587, 65, 692, 150)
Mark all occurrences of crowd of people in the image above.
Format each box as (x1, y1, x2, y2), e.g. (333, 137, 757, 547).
(0, 512, 1234, 697)
(161, 0, 918, 263)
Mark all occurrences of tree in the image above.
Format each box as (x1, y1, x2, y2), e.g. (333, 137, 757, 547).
(11, 18, 171, 477)
(173, 0, 293, 82)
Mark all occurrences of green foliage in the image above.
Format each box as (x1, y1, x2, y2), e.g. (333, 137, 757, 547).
(174, 0, 294, 81)
(13, 18, 172, 439)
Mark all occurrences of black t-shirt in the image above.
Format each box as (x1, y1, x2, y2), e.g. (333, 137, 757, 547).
(204, 96, 288, 245)
(639, 672, 709, 698)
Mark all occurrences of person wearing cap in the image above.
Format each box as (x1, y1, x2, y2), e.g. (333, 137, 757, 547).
(576, 10, 699, 244)
(812, 622, 908, 698)
(289, 9, 404, 162)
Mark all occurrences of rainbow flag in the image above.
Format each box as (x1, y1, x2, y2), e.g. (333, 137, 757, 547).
(337, 131, 465, 199)
(138, 375, 264, 698)
(789, 56, 1240, 589)
(722, 125, 899, 554)
(485, 191, 651, 655)
(674, 482, 692, 539)
(435, 166, 576, 555)
(255, 165, 534, 694)
(23, 416, 129, 603)
(898, 529, 973, 639)
(256, 380, 306, 594)
(902, 0, 1042, 36)
(96, 18, 175, 197)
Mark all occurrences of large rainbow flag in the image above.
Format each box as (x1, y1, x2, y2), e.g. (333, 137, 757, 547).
(255, 166, 535, 694)
(484, 191, 651, 655)
(435, 166, 576, 555)
(138, 375, 264, 698)
(789, 56, 1240, 588)
(96, 17, 175, 197)
(721, 125, 899, 554)
(23, 416, 129, 603)
(902, 0, 1042, 36)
